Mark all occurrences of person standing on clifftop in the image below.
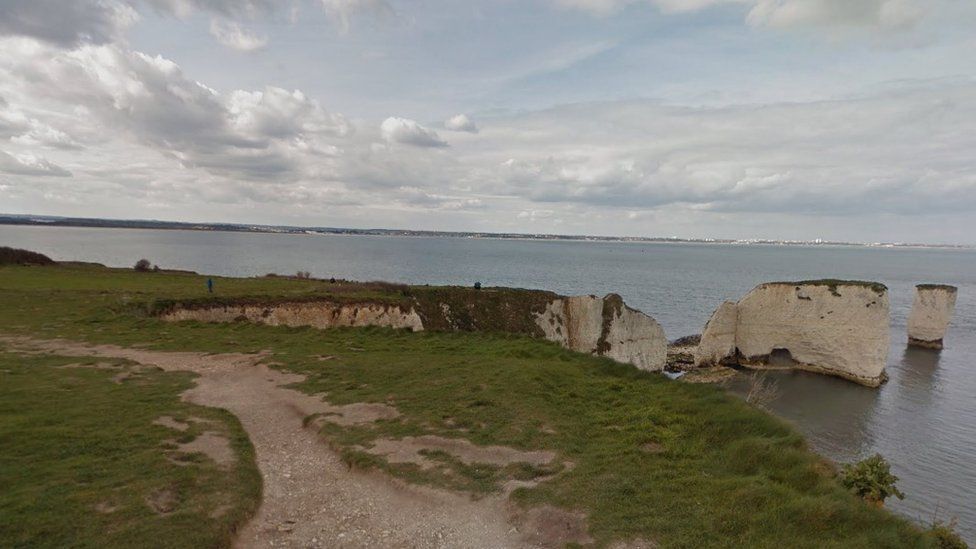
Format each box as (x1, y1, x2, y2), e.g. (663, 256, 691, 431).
(207, 278, 214, 293)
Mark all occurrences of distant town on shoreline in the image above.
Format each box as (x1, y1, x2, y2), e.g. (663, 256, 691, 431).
(1, 213, 970, 250)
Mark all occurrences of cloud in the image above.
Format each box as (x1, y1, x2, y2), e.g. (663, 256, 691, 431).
(462, 80, 976, 217)
(208, 19, 268, 51)
(142, 0, 274, 19)
(380, 117, 448, 147)
(553, 0, 938, 31)
(0, 150, 71, 176)
(318, 0, 395, 31)
(0, 0, 137, 47)
(0, 38, 351, 181)
(444, 114, 479, 133)
(746, 0, 926, 31)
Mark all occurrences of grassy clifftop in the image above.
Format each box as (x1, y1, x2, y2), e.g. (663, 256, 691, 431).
(0, 262, 948, 548)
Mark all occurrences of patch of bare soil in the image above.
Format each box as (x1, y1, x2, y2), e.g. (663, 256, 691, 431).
(513, 505, 593, 548)
(310, 401, 400, 426)
(680, 365, 736, 384)
(368, 435, 557, 470)
(176, 431, 235, 467)
(609, 539, 659, 549)
(153, 416, 190, 431)
(640, 441, 665, 454)
(146, 486, 179, 515)
(2, 336, 577, 548)
(93, 501, 118, 514)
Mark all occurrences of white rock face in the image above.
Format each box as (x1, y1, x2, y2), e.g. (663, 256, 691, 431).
(534, 294, 667, 372)
(694, 301, 738, 367)
(601, 300, 668, 371)
(907, 285, 958, 349)
(694, 282, 890, 387)
(162, 291, 668, 371)
(162, 302, 424, 331)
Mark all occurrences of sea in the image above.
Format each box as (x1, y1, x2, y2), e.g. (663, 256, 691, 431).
(2, 224, 974, 540)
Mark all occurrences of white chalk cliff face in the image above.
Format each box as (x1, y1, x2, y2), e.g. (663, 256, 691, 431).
(694, 301, 737, 367)
(695, 282, 890, 387)
(162, 302, 425, 331)
(534, 294, 667, 372)
(907, 285, 958, 349)
(162, 291, 667, 371)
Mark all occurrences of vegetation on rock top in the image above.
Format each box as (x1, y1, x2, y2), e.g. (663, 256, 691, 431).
(765, 279, 888, 296)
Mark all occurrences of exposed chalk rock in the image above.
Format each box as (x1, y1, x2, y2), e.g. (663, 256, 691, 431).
(694, 301, 738, 367)
(162, 302, 424, 331)
(907, 284, 958, 350)
(694, 281, 890, 387)
(161, 290, 668, 371)
(600, 295, 668, 371)
(534, 294, 667, 372)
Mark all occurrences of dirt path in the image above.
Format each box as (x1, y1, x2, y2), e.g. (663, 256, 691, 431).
(1, 336, 542, 548)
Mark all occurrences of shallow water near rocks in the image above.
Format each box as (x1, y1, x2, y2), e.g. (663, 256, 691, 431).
(4, 225, 975, 540)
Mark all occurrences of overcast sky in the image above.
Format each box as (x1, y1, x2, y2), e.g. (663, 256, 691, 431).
(1, 0, 975, 243)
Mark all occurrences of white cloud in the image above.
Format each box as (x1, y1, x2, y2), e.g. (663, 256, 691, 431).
(380, 117, 448, 147)
(142, 0, 274, 19)
(554, 0, 938, 31)
(0, 150, 71, 177)
(0, 38, 354, 181)
(208, 19, 268, 52)
(444, 114, 479, 133)
(0, 0, 137, 46)
(318, 0, 395, 31)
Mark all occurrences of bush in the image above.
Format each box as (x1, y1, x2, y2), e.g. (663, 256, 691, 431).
(840, 454, 905, 506)
(296, 271, 311, 279)
(0, 247, 55, 266)
(928, 519, 967, 549)
(474, 281, 482, 290)
(134, 259, 154, 272)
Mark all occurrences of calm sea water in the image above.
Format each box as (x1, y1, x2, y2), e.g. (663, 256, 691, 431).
(3, 225, 975, 539)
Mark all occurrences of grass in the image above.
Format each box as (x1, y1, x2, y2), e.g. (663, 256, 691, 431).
(0, 262, 948, 547)
(765, 279, 888, 296)
(916, 284, 957, 292)
(0, 350, 261, 549)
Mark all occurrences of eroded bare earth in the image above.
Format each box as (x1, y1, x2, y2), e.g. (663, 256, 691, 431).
(1, 336, 579, 548)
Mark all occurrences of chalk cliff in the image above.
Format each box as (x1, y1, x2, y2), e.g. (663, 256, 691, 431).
(161, 289, 668, 372)
(694, 301, 737, 367)
(694, 281, 890, 387)
(533, 294, 668, 372)
(907, 284, 957, 349)
(162, 301, 425, 331)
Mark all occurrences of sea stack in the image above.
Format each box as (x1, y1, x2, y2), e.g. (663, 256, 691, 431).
(907, 284, 958, 350)
(694, 280, 890, 387)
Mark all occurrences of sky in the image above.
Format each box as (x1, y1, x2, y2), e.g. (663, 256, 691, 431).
(1, 0, 975, 244)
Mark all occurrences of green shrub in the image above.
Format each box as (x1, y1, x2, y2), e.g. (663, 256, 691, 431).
(0, 246, 54, 266)
(928, 519, 967, 549)
(840, 454, 905, 506)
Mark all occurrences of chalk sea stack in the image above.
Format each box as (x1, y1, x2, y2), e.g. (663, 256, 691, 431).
(907, 284, 957, 350)
(695, 280, 890, 387)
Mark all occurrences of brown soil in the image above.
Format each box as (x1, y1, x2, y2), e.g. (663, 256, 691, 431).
(175, 431, 235, 467)
(680, 366, 737, 384)
(153, 416, 190, 431)
(146, 486, 179, 515)
(2, 336, 571, 548)
(367, 435, 557, 469)
(514, 505, 592, 548)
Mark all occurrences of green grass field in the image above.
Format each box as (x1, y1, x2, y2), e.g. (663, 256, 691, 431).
(0, 351, 260, 549)
(0, 262, 950, 547)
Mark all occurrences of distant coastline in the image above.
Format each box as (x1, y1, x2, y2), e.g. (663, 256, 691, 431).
(1, 213, 970, 250)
